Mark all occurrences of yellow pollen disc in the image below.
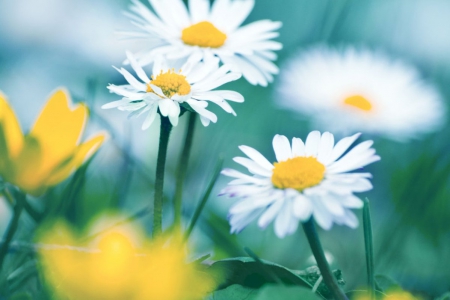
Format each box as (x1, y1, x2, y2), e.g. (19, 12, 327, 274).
(181, 21, 227, 48)
(147, 69, 191, 98)
(271, 157, 325, 191)
(343, 95, 373, 112)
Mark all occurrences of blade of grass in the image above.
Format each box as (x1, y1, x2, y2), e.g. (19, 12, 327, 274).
(153, 116, 173, 237)
(174, 112, 197, 229)
(363, 198, 375, 299)
(184, 157, 223, 242)
(0, 190, 25, 270)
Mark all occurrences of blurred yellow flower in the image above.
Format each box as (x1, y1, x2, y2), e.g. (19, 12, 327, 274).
(353, 290, 423, 300)
(0, 89, 106, 196)
(38, 219, 216, 300)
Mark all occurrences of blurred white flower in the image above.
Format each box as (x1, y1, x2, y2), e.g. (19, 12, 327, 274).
(276, 46, 446, 141)
(220, 131, 380, 238)
(121, 0, 282, 86)
(103, 52, 243, 128)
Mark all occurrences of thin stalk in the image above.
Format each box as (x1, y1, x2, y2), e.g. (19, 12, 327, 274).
(183, 158, 223, 241)
(174, 112, 197, 229)
(363, 198, 375, 299)
(0, 191, 25, 269)
(153, 116, 173, 237)
(21, 198, 42, 223)
(302, 218, 349, 300)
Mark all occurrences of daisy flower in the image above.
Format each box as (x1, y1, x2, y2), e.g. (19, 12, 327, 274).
(220, 131, 380, 238)
(276, 46, 445, 141)
(121, 0, 282, 86)
(102, 51, 243, 128)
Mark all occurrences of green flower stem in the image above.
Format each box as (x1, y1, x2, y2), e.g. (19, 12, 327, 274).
(153, 116, 173, 238)
(0, 190, 25, 270)
(3, 188, 41, 223)
(174, 112, 197, 229)
(363, 198, 375, 299)
(302, 218, 349, 300)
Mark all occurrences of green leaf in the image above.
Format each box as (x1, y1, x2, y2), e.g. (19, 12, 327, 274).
(210, 257, 345, 299)
(435, 292, 450, 300)
(374, 274, 402, 292)
(9, 292, 32, 300)
(255, 284, 321, 300)
(207, 284, 257, 300)
(210, 257, 313, 290)
(207, 284, 321, 300)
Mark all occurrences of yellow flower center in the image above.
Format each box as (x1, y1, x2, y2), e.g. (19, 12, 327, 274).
(147, 70, 191, 98)
(271, 157, 325, 191)
(181, 21, 227, 48)
(343, 95, 373, 112)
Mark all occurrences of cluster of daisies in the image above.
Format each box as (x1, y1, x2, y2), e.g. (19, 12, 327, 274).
(103, 0, 445, 238)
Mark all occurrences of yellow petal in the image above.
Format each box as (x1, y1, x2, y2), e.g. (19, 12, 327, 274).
(9, 135, 46, 196)
(0, 91, 24, 159)
(45, 133, 107, 186)
(30, 89, 87, 176)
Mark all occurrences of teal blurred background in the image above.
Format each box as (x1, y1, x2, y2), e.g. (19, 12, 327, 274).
(0, 0, 450, 297)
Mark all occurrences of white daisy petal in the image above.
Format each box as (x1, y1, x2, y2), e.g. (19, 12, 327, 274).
(141, 104, 158, 130)
(305, 131, 321, 157)
(215, 90, 245, 102)
(229, 196, 276, 215)
(230, 208, 265, 234)
(292, 194, 313, 221)
(149, 0, 189, 29)
(158, 99, 171, 117)
(224, 0, 255, 31)
(317, 132, 335, 164)
(101, 99, 135, 109)
(238, 145, 274, 171)
(340, 195, 363, 209)
(312, 201, 333, 230)
(257, 198, 284, 229)
(126, 51, 150, 83)
(186, 99, 218, 125)
(233, 157, 272, 177)
(107, 85, 145, 100)
(274, 199, 293, 238)
(339, 209, 359, 228)
(113, 66, 147, 91)
(221, 168, 269, 185)
(167, 101, 181, 126)
(127, 105, 150, 119)
(319, 197, 345, 217)
(272, 134, 292, 162)
(291, 137, 305, 157)
(220, 54, 267, 86)
(327, 133, 361, 164)
(186, 60, 220, 84)
(189, 0, 210, 23)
